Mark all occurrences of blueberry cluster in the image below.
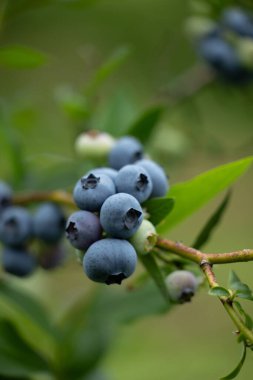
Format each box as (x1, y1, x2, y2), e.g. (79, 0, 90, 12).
(0, 182, 66, 277)
(191, 7, 253, 83)
(66, 136, 169, 285)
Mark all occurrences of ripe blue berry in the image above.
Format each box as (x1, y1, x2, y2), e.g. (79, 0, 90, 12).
(115, 165, 153, 203)
(65, 210, 102, 250)
(2, 247, 36, 277)
(83, 238, 137, 284)
(38, 244, 65, 270)
(0, 206, 33, 247)
(198, 35, 247, 80)
(108, 136, 143, 170)
(33, 203, 66, 243)
(165, 270, 198, 303)
(0, 181, 13, 212)
(221, 7, 253, 37)
(73, 173, 115, 211)
(135, 159, 169, 198)
(86, 167, 118, 182)
(100, 193, 143, 238)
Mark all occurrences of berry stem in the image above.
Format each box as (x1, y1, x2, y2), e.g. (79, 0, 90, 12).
(157, 64, 216, 106)
(13, 191, 76, 208)
(156, 238, 253, 264)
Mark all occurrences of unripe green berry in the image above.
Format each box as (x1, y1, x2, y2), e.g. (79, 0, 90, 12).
(185, 16, 217, 40)
(75, 130, 115, 159)
(165, 270, 198, 304)
(130, 219, 157, 254)
(236, 37, 253, 69)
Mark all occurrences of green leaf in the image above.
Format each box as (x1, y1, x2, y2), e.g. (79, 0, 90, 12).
(56, 322, 110, 379)
(220, 342, 247, 380)
(139, 254, 169, 303)
(143, 197, 174, 226)
(234, 301, 253, 330)
(64, 281, 170, 329)
(90, 90, 137, 137)
(84, 47, 131, 97)
(0, 319, 49, 378)
(55, 87, 89, 121)
(229, 271, 253, 301)
(0, 45, 47, 69)
(157, 156, 253, 233)
(126, 106, 164, 144)
(0, 122, 26, 187)
(208, 286, 230, 297)
(192, 191, 231, 249)
(0, 281, 58, 360)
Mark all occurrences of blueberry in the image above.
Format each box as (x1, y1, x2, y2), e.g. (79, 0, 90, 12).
(115, 165, 153, 203)
(83, 238, 137, 284)
(33, 203, 66, 243)
(2, 247, 36, 277)
(65, 210, 102, 250)
(38, 244, 65, 270)
(108, 136, 143, 170)
(0, 206, 33, 247)
(198, 35, 249, 81)
(165, 270, 198, 303)
(86, 167, 118, 183)
(0, 181, 13, 213)
(135, 159, 169, 198)
(73, 173, 115, 212)
(100, 193, 143, 239)
(221, 7, 253, 37)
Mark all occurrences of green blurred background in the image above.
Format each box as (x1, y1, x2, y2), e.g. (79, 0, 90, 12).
(1, 0, 253, 379)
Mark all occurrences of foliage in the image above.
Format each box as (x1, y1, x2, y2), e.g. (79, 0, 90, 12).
(1, 0, 253, 379)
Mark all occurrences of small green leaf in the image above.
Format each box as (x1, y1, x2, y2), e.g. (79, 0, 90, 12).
(220, 342, 247, 380)
(55, 87, 89, 121)
(0, 319, 50, 378)
(208, 286, 230, 297)
(0, 45, 47, 69)
(85, 47, 131, 97)
(0, 122, 26, 187)
(139, 254, 169, 303)
(229, 271, 253, 300)
(193, 191, 231, 250)
(126, 106, 164, 144)
(143, 197, 174, 226)
(90, 90, 137, 137)
(158, 156, 253, 233)
(234, 301, 253, 330)
(229, 271, 243, 290)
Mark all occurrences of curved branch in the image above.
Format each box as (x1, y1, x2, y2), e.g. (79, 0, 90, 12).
(156, 238, 253, 265)
(156, 238, 253, 344)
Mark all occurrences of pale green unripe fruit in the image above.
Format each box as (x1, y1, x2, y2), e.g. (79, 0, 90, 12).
(185, 16, 217, 40)
(130, 219, 157, 254)
(236, 38, 253, 69)
(75, 131, 116, 159)
(165, 270, 198, 303)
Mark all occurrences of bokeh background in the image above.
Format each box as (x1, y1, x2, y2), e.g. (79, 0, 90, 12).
(1, 0, 253, 379)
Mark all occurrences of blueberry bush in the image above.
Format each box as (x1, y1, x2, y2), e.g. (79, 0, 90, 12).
(1, 1, 253, 379)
